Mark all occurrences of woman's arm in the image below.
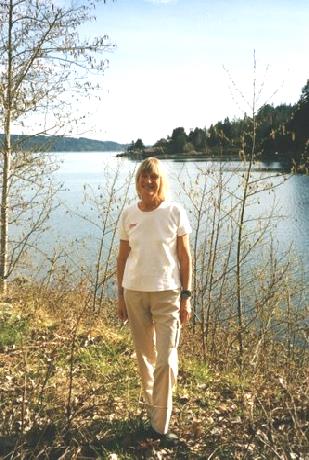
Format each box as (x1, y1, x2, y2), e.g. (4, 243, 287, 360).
(116, 239, 130, 321)
(177, 234, 192, 325)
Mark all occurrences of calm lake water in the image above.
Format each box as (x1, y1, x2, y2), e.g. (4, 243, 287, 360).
(36, 151, 309, 283)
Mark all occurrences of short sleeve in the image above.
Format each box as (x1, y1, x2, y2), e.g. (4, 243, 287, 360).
(118, 209, 129, 241)
(177, 205, 192, 236)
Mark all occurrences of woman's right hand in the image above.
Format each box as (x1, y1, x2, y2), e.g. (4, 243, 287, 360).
(117, 295, 128, 322)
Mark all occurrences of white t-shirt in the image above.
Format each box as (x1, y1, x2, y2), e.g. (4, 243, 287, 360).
(118, 201, 192, 292)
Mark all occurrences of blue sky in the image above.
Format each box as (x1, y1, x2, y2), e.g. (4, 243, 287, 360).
(78, 0, 309, 144)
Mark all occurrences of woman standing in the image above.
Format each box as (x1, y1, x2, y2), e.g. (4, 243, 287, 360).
(117, 157, 192, 442)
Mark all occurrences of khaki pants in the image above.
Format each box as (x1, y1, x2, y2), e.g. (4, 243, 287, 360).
(124, 289, 180, 434)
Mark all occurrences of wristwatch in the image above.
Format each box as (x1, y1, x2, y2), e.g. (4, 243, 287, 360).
(180, 290, 192, 299)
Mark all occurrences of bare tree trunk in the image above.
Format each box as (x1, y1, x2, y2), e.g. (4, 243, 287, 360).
(0, 0, 13, 294)
(0, 1, 113, 293)
(0, 151, 11, 294)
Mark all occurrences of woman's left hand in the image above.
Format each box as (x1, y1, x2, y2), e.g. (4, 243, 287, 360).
(180, 298, 192, 325)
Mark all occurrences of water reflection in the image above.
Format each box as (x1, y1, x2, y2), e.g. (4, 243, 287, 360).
(51, 152, 308, 278)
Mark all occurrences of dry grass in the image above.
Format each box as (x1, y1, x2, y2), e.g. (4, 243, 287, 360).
(0, 283, 308, 459)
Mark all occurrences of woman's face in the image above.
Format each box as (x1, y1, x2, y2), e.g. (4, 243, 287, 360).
(138, 170, 161, 201)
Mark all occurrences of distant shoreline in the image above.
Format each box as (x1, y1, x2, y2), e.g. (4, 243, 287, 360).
(116, 148, 293, 163)
(0, 134, 128, 152)
(116, 150, 308, 173)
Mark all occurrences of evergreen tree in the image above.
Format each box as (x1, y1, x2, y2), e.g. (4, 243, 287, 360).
(169, 127, 187, 154)
(289, 80, 309, 150)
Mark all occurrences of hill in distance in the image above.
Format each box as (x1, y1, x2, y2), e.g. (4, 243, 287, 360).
(0, 134, 127, 152)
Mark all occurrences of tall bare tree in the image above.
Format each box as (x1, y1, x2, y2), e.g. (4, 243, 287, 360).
(0, 0, 113, 293)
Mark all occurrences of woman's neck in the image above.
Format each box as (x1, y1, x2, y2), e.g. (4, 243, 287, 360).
(139, 197, 162, 211)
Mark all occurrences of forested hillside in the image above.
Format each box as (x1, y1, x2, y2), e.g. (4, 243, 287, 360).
(127, 80, 309, 168)
(0, 134, 126, 152)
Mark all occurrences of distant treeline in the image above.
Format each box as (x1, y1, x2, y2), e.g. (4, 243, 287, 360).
(0, 134, 127, 152)
(127, 80, 309, 167)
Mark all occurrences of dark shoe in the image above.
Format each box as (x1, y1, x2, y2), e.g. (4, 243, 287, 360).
(144, 427, 179, 447)
(144, 426, 161, 440)
(160, 431, 179, 447)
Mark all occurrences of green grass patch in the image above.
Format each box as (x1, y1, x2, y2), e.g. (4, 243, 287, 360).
(75, 346, 116, 377)
(0, 309, 30, 350)
(73, 337, 137, 389)
(181, 357, 212, 383)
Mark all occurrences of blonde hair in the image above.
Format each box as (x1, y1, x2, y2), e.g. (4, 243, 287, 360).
(135, 157, 168, 201)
